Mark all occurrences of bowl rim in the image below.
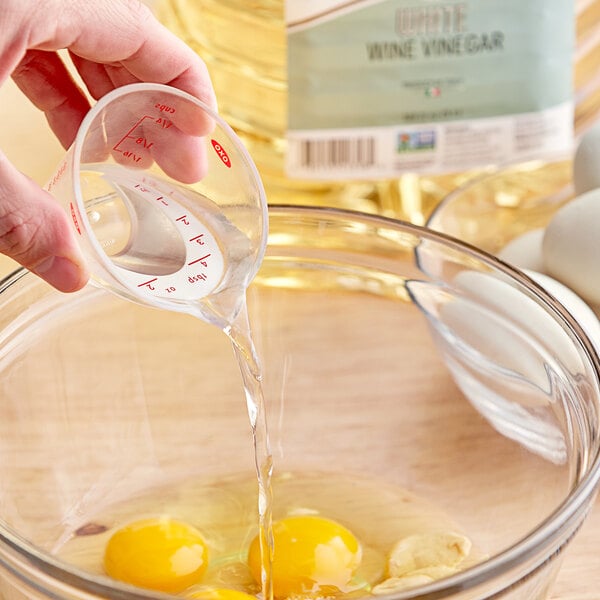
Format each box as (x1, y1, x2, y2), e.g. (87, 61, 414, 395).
(0, 204, 599, 600)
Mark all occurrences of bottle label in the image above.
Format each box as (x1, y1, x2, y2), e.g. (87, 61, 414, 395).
(285, 0, 574, 179)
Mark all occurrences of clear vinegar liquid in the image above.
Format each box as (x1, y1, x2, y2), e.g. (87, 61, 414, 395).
(82, 163, 276, 596)
(227, 307, 275, 600)
(174, 250, 276, 598)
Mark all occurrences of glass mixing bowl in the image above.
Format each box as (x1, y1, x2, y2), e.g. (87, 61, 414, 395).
(0, 206, 598, 600)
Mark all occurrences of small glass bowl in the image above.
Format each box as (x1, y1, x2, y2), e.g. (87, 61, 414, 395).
(426, 159, 573, 255)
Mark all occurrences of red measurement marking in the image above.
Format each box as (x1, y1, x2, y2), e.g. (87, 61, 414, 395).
(136, 138, 153, 148)
(156, 196, 168, 206)
(211, 139, 231, 168)
(120, 151, 142, 163)
(138, 278, 158, 290)
(69, 202, 81, 235)
(112, 115, 154, 154)
(189, 234, 205, 245)
(176, 215, 190, 225)
(188, 254, 211, 266)
(155, 103, 176, 114)
(47, 160, 67, 192)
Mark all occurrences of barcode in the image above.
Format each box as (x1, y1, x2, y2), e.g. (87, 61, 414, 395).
(298, 137, 376, 170)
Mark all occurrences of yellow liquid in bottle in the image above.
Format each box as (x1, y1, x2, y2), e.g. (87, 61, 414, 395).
(154, 0, 600, 224)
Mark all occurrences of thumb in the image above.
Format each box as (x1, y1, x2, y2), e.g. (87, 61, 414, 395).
(0, 152, 89, 292)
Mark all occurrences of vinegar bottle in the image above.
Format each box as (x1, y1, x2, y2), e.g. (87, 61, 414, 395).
(154, 0, 599, 224)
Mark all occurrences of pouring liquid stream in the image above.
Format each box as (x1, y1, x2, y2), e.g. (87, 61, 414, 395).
(197, 295, 275, 600)
(46, 79, 274, 597)
(85, 167, 275, 600)
(227, 309, 275, 600)
(161, 249, 275, 600)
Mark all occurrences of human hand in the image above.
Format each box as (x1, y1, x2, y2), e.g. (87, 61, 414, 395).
(2, 0, 216, 292)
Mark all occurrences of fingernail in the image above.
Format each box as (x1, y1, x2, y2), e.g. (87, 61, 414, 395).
(33, 256, 89, 293)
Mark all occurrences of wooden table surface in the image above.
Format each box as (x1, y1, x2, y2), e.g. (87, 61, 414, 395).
(1, 78, 599, 598)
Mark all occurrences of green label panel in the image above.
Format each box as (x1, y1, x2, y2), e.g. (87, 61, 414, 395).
(287, 0, 574, 130)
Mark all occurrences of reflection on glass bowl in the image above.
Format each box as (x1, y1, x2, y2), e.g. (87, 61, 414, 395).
(426, 159, 573, 255)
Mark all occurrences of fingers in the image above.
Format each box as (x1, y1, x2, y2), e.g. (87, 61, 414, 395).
(12, 1, 216, 153)
(68, 53, 115, 100)
(100, 88, 212, 183)
(0, 152, 89, 292)
(11, 50, 91, 149)
(0, 0, 217, 294)
(39, 0, 217, 109)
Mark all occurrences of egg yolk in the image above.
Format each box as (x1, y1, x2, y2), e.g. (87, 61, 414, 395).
(187, 589, 257, 600)
(104, 516, 209, 593)
(248, 515, 362, 598)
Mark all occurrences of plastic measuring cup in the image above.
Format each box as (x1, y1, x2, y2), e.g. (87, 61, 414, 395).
(45, 83, 268, 323)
